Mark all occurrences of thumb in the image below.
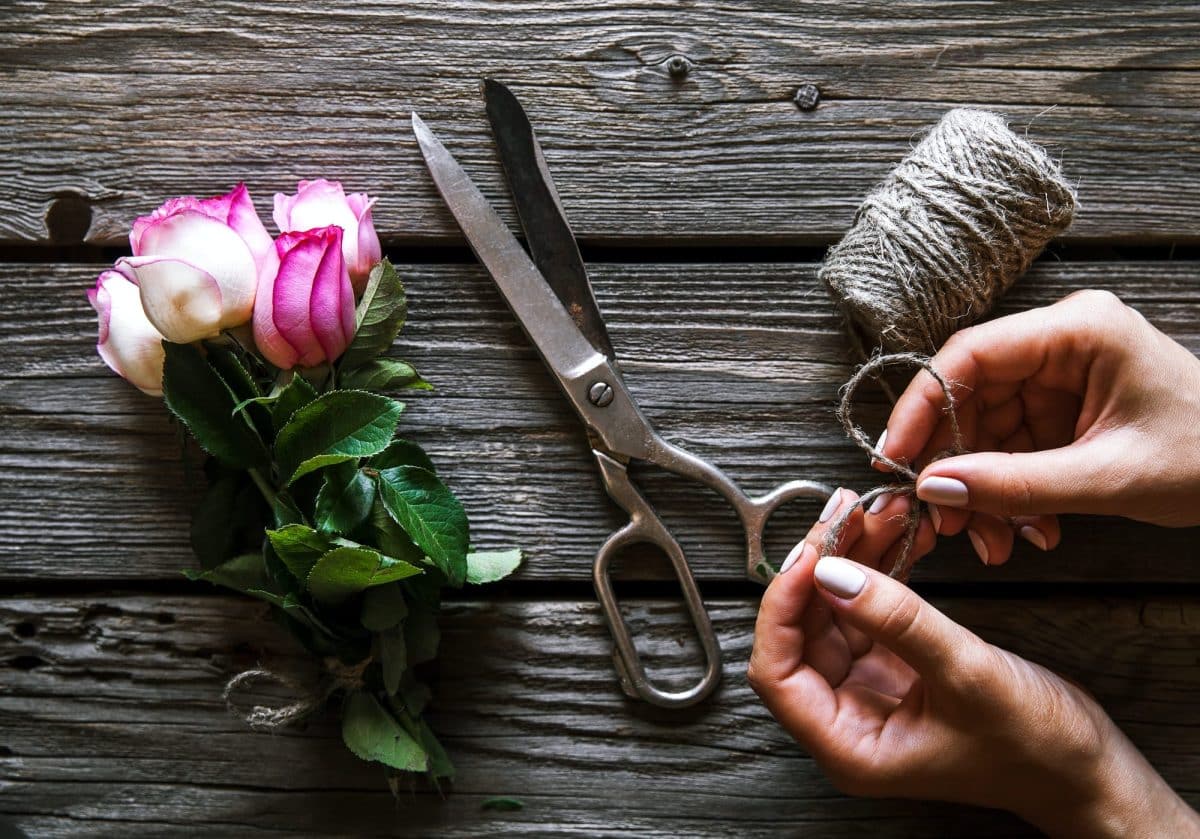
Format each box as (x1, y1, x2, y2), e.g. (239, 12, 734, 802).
(915, 443, 1118, 518)
(813, 556, 977, 676)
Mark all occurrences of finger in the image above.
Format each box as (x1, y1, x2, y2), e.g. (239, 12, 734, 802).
(881, 302, 1093, 470)
(1012, 514, 1060, 552)
(805, 488, 864, 556)
(878, 513, 937, 575)
(927, 502, 970, 536)
(859, 493, 915, 568)
(964, 512, 1015, 567)
(915, 440, 1124, 518)
(749, 543, 839, 740)
(813, 556, 983, 677)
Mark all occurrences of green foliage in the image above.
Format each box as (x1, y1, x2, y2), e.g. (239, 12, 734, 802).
(342, 691, 428, 773)
(162, 342, 268, 468)
(172, 262, 522, 789)
(466, 549, 523, 585)
(375, 466, 469, 586)
(340, 259, 407, 370)
(275, 391, 403, 484)
(340, 359, 431, 392)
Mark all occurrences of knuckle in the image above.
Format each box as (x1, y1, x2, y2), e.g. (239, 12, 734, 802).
(1065, 288, 1124, 312)
(946, 642, 1000, 697)
(998, 461, 1037, 516)
(875, 592, 923, 646)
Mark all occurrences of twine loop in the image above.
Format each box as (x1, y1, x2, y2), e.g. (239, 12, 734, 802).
(821, 352, 966, 580)
(223, 656, 371, 731)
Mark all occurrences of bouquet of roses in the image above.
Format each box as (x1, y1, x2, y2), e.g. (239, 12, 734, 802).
(87, 181, 521, 785)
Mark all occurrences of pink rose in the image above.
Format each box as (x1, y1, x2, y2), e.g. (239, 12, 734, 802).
(273, 179, 381, 293)
(119, 184, 275, 344)
(88, 266, 166, 396)
(253, 226, 357, 369)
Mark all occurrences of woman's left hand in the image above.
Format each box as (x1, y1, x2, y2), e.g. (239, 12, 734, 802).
(748, 488, 1198, 837)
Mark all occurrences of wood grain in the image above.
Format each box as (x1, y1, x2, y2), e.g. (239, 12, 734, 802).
(2, 1, 1198, 245)
(0, 593, 1195, 836)
(5, 260, 1200, 583)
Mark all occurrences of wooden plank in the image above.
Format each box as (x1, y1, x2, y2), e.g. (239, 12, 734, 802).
(0, 593, 1195, 837)
(1, 1, 1199, 244)
(4, 260, 1200, 583)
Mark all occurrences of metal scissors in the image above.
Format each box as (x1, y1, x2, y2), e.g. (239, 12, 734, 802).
(412, 80, 832, 708)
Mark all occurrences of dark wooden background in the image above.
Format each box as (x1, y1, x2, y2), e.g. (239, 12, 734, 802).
(2, 2, 1198, 836)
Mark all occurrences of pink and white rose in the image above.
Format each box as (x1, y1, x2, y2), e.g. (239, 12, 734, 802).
(119, 184, 274, 344)
(88, 266, 166, 396)
(273, 180, 381, 293)
(253, 225, 357, 369)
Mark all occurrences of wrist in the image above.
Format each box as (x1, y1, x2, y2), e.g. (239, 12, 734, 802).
(1017, 724, 1198, 838)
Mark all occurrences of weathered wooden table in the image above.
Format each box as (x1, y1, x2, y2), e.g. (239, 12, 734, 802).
(2, 2, 1198, 836)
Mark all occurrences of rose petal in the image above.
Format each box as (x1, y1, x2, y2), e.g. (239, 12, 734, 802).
(137, 210, 257, 327)
(272, 230, 329, 367)
(348, 195, 381, 291)
(90, 271, 166, 396)
(211, 184, 276, 281)
(308, 226, 355, 362)
(130, 195, 201, 255)
(124, 255, 225, 344)
(252, 265, 300, 370)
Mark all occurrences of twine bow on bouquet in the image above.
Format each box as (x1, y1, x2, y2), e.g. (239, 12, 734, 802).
(87, 181, 523, 786)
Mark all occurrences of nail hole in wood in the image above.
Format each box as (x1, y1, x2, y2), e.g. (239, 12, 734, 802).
(45, 193, 93, 244)
(9, 655, 45, 671)
(12, 622, 36, 638)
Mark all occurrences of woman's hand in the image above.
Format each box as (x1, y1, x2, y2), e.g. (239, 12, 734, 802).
(748, 488, 1200, 837)
(879, 289, 1200, 565)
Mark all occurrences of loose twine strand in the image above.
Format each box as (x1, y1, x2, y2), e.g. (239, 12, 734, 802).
(821, 352, 966, 580)
(223, 656, 370, 730)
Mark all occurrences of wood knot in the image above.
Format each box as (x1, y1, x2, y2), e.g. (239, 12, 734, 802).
(45, 193, 93, 243)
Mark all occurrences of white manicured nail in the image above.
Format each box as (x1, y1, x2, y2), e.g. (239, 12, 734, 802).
(818, 489, 842, 523)
(874, 429, 888, 456)
(868, 492, 892, 515)
(929, 504, 943, 532)
(968, 529, 989, 565)
(814, 557, 867, 599)
(917, 476, 969, 507)
(1020, 525, 1048, 551)
(779, 541, 809, 574)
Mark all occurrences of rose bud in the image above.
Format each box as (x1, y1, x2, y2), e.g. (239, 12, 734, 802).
(253, 226, 357, 369)
(87, 266, 166, 396)
(273, 179, 381, 293)
(118, 184, 275, 344)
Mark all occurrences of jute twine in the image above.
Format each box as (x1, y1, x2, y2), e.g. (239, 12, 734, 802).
(224, 656, 370, 730)
(819, 109, 1076, 357)
(822, 353, 966, 580)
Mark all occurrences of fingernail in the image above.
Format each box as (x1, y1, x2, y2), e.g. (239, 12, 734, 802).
(968, 529, 989, 565)
(917, 476, 969, 507)
(814, 557, 867, 599)
(867, 492, 892, 515)
(929, 504, 943, 532)
(1020, 525, 1048, 551)
(871, 429, 889, 462)
(818, 489, 842, 523)
(779, 540, 810, 574)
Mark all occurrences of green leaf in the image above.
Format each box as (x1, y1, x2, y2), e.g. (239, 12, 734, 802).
(190, 473, 240, 569)
(482, 797, 524, 812)
(404, 602, 440, 666)
(314, 463, 376, 535)
(184, 553, 273, 594)
(272, 493, 307, 528)
(341, 259, 407, 370)
(465, 549, 523, 585)
(161, 342, 268, 468)
(267, 524, 331, 582)
(361, 583, 408, 632)
(275, 390, 403, 485)
(375, 466, 469, 586)
(369, 439, 436, 474)
(244, 589, 336, 638)
(339, 359, 431, 392)
(379, 625, 406, 695)
(398, 673, 432, 715)
(306, 546, 423, 605)
(270, 374, 319, 430)
(365, 498, 426, 567)
(341, 691, 428, 772)
(414, 720, 454, 780)
(205, 344, 272, 441)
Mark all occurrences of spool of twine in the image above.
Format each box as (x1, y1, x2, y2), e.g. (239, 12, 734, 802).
(819, 109, 1076, 355)
(816, 110, 1075, 577)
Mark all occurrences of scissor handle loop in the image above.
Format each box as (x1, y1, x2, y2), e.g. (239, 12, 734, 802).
(592, 452, 722, 708)
(643, 436, 833, 585)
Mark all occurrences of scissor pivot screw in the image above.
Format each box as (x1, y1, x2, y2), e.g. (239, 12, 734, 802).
(588, 381, 615, 407)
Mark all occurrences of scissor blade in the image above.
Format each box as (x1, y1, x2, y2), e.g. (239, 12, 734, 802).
(482, 79, 616, 360)
(411, 112, 604, 383)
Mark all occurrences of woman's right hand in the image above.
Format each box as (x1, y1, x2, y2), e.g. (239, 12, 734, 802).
(880, 289, 1200, 565)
